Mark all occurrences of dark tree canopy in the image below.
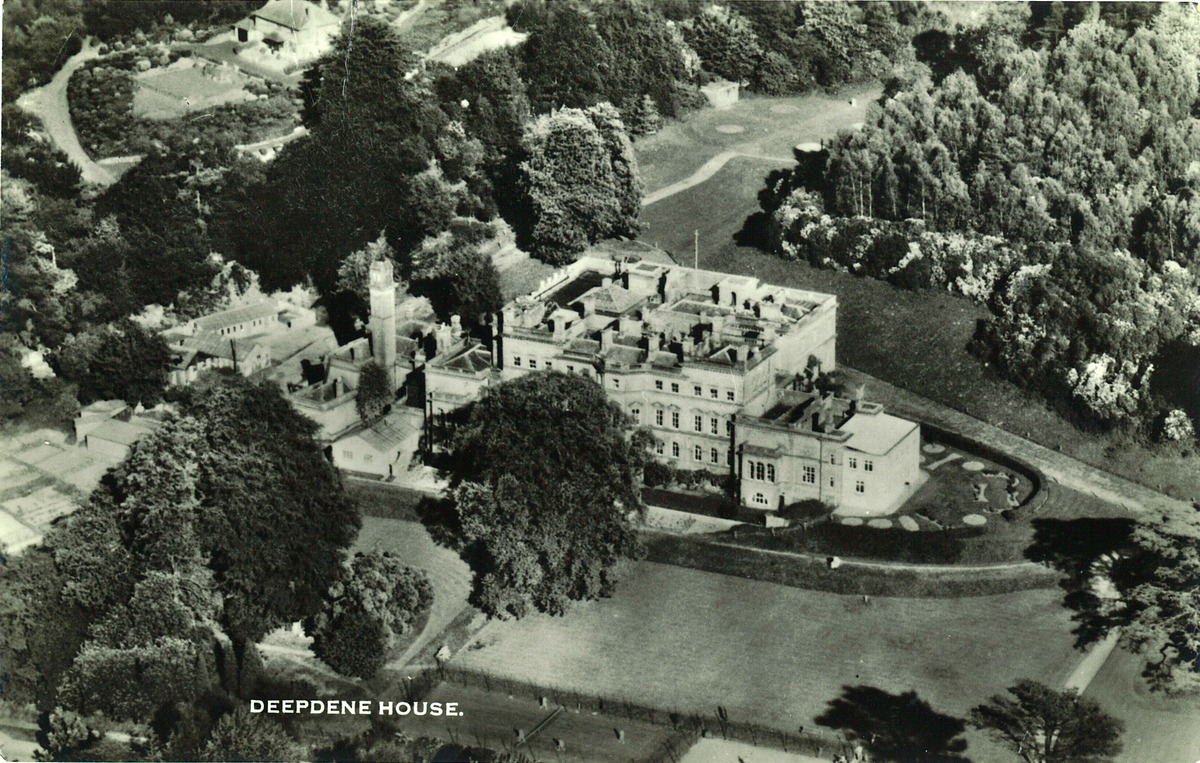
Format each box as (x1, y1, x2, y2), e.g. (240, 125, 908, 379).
(517, 103, 643, 264)
(305, 551, 433, 679)
(50, 319, 171, 407)
(356, 361, 393, 424)
(520, 3, 614, 114)
(969, 680, 1124, 763)
(4, 376, 361, 719)
(446, 372, 645, 618)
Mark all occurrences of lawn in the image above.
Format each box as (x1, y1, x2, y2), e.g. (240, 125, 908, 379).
(1082, 646, 1200, 763)
(453, 560, 1081, 763)
(395, 1, 507, 54)
(633, 85, 880, 194)
(636, 156, 1200, 502)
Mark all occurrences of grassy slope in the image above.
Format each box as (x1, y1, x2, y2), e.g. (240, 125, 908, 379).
(635, 155, 1200, 501)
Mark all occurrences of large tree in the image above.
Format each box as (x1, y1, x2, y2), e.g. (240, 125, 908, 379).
(969, 680, 1124, 763)
(244, 16, 447, 293)
(518, 104, 643, 264)
(4, 376, 361, 717)
(520, 2, 614, 114)
(446, 372, 645, 618)
(305, 551, 433, 679)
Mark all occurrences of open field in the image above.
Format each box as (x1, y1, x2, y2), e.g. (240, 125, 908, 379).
(453, 561, 1081, 762)
(1083, 646, 1200, 763)
(637, 156, 1200, 502)
(402, 684, 680, 762)
(634, 85, 880, 194)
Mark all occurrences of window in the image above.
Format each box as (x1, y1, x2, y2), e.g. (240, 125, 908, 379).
(829, 477, 835, 487)
(363, 454, 373, 463)
(711, 417, 719, 435)
(612, 378, 620, 389)
(753, 492, 768, 506)
(726, 390, 735, 402)
(711, 448, 719, 464)
(631, 408, 641, 424)
(829, 453, 836, 464)
(755, 462, 766, 481)
(767, 464, 776, 482)
(513, 356, 522, 367)
(342, 450, 354, 459)
(694, 385, 702, 396)
(855, 481, 865, 493)
(671, 442, 680, 458)
(671, 382, 680, 394)
(528, 358, 537, 369)
(710, 387, 718, 399)
(849, 457, 858, 469)
(694, 445, 703, 461)
(567, 365, 575, 373)
(864, 460, 874, 472)
(655, 441, 664, 455)
(655, 380, 664, 390)
(671, 412, 680, 429)
(803, 465, 815, 484)
(545, 361, 552, 369)
(655, 409, 664, 426)
(694, 415, 703, 432)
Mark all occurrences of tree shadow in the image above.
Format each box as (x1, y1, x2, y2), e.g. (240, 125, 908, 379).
(1025, 518, 1140, 648)
(733, 211, 771, 249)
(815, 685, 970, 762)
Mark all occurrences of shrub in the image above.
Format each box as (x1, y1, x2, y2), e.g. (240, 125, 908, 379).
(778, 499, 832, 522)
(642, 461, 673, 488)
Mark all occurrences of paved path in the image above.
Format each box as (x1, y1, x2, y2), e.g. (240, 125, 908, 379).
(16, 38, 116, 186)
(392, 0, 434, 30)
(840, 368, 1193, 518)
(643, 150, 796, 207)
(353, 518, 472, 669)
(1063, 630, 1121, 693)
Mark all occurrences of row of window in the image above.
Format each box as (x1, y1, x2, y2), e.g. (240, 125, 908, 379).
(632, 407, 733, 437)
(655, 440, 729, 465)
(746, 460, 776, 482)
(750, 481, 865, 507)
(509, 359, 738, 405)
(848, 457, 874, 471)
(654, 378, 737, 402)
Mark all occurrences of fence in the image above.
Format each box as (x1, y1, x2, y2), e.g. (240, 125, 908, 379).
(401, 664, 844, 763)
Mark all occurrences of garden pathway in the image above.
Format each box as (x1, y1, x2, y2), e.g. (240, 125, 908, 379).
(642, 150, 796, 207)
(16, 37, 117, 186)
(839, 368, 1194, 517)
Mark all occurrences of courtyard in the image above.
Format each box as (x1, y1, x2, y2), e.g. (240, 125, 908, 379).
(452, 560, 1083, 763)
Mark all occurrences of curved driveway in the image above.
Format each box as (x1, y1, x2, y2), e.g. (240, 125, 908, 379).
(16, 37, 116, 186)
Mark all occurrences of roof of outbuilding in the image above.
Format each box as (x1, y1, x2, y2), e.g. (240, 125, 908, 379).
(839, 412, 918, 456)
(250, 0, 340, 31)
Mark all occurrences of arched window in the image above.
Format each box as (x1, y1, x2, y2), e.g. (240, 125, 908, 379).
(766, 464, 775, 482)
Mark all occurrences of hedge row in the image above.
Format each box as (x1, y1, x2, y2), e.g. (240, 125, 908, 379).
(643, 532, 1062, 598)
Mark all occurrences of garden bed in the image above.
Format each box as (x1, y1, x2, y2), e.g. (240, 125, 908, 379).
(69, 48, 299, 158)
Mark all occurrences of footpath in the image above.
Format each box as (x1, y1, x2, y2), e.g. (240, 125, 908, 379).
(840, 368, 1194, 518)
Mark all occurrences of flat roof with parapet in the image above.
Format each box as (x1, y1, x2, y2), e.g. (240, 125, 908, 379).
(839, 411, 919, 456)
(505, 256, 836, 371)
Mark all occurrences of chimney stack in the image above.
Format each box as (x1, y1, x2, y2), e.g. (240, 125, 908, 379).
(601, 327, 614, 350)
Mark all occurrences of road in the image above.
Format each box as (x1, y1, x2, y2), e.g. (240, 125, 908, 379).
(16, 37, 116, 186)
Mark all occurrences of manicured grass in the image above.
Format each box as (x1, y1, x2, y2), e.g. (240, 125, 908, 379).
(636, 156, 1200, 501)
(347, 480, 428, 522)
(634, 85, 880, 194)
(1081, 647, 1200, 763)
(453, 560, 1081, 756)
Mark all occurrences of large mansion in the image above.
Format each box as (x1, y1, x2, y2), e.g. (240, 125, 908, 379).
(485, 256, 919, 513)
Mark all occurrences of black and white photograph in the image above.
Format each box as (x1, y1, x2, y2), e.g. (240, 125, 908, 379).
(2, 0, 1199, 761)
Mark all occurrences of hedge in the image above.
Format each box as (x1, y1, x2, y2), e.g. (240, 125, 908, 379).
(643, 532, 1062, 598)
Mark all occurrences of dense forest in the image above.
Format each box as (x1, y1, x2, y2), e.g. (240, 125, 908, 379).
(769, 3, 1200, 435)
